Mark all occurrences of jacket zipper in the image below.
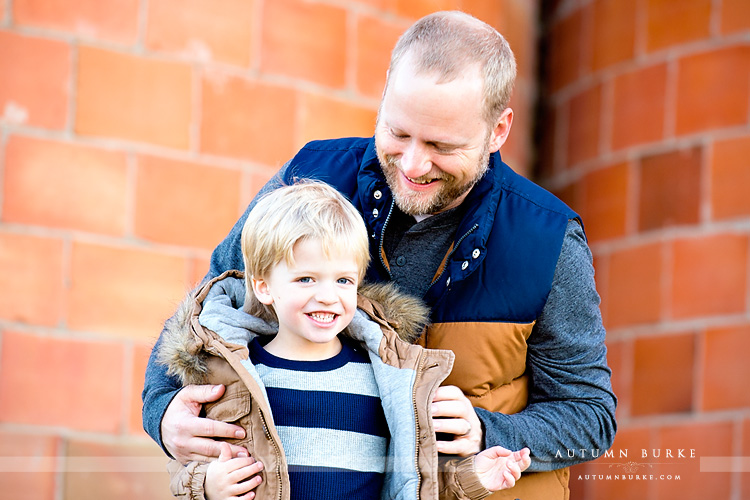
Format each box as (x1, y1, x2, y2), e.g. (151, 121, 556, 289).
(378, 200, 396, 279)
(258, 409, 284, 500)
(429, 223, 479, 286)
(411, 349, 427, 500)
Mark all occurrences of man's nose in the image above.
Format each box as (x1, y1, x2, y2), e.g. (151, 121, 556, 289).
(400, 141, 432, 179)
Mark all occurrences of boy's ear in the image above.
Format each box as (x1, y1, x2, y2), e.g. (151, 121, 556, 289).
(251, 276, 274, 305)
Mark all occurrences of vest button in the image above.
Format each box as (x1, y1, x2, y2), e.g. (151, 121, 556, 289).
(374, 190, 382, 199)
(446, 277, 451, 286)
(472, 249, 480, 259)
(372, 208, 379, 218)
(396, 256, 406, 266)
(461, 261, 469, 270)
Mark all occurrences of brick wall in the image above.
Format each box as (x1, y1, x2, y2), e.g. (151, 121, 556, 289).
(539, 0, 750, 499)
(0, 1, 539, 498)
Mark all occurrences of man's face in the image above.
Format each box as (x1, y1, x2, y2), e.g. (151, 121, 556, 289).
(374, 56, 499, 216)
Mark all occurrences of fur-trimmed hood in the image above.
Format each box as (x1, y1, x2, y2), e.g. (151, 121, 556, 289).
(157, 270, 430, 386)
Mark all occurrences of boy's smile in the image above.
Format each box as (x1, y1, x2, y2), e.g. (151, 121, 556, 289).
(251, 237, 360, 361)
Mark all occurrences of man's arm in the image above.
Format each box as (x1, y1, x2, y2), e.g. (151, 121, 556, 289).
(476, 221, 617, 471)
(142, 168, 288, 460)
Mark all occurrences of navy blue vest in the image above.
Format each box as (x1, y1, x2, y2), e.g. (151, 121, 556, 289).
(281, 137, 579, 325)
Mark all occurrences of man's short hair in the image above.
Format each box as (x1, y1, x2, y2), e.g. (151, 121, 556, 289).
(387, 10, 517, 125)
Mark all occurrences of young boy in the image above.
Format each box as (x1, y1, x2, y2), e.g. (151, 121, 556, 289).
(159, 182, 530, 500)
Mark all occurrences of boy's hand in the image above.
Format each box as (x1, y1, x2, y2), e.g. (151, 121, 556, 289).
(475, 446, 531, 491)
(431, 386, 483, 456)
(206, 442, 264, 500)
(162, 384, 247, 463)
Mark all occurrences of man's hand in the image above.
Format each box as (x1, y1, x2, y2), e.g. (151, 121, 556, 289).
(162, 384, 247, 464)
(431, 385, 483, 456)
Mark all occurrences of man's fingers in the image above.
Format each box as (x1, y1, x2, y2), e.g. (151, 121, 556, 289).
(196, 415, 246, 440)
(177, 384, 225, 405)
(433, 416, 472, 436)
(432, 385, 464, 401)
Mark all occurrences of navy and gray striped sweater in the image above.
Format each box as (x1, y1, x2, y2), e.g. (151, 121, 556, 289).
(249, 336, 389, 500)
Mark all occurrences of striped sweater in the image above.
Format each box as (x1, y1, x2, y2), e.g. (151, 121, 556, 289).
(249, 336, 389, 500)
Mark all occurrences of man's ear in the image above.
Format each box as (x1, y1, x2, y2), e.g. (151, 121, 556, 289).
(488, 107, 514, 153)
(251, 276, 274, 305)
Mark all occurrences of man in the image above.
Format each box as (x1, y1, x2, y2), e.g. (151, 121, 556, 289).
(143, 11, 616, 499)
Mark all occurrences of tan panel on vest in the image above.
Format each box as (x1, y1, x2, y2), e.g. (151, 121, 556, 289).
(420, 321, 533, 412)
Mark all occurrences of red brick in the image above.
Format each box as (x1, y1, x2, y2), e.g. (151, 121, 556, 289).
(68, 242, 188, 339)
(76, 46, 192, 149)
(261, 0, 347, 88)
(145, 0, 255, 65)
(654, 421, 733, 499)
(671, 234, 748, 319)
(702, 324, 750, 410)
(298, 93, 377, 147)
(64, 440, 172, 499)
(591, 0, 636, 70)
(129, 343, 153, 435)
(566, 84, 602, 167)
(638, 147, 701, 231)
(632, 333, 695, 416)
(607, 242, 663, 328)
(711, 135, 750, 220)
(603, 340, 629, 419)
(0, 431, 59, 500)
(0, 331, 124, 432)
(611, 63, 668, 150)
(13, 0, 139, 44)
(188, 256, 211, 287)
(134, 155, 241, 249)
(355, 14, 407, 99)
(579, 427, 653, 499)
(721, 0, 750, 34)
(580, 162, 630, 243)
(394, 0, 458, 19)
(676, 46, 750, 135)
(0, 31, 70, 128)
(479, 0, 537, 82)
(244, 167, 278, 206)
(646, 0, 712, 52)
(3, 135, 128, 235)
(200, 74, 296, 165)
(744, 419, 750, 498)
(546, 10, 584, 92)
(535, 102, 558, 178)
(0, 232, 64, 326)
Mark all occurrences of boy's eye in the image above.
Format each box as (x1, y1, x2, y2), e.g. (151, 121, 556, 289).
(337, 277, 355, 285)
(298, 277, 313, 283)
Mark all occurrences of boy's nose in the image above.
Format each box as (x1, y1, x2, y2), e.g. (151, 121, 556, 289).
(314, 283, 338, 304)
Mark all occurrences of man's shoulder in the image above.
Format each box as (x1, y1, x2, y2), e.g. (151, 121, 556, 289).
(284, 137, 375, 196)
(497, 162, 578, 220)
(299, 136, 373, 153)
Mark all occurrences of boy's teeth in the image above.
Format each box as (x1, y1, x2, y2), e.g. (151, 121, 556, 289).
(310, 312, 335, 322)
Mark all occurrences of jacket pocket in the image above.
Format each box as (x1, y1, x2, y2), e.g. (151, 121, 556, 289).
(203, 382, 252, 423)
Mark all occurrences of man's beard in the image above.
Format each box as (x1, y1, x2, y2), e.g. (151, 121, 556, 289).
(377, 140, 491, 216)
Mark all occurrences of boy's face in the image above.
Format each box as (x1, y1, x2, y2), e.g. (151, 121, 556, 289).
(251, 237, 360, 360)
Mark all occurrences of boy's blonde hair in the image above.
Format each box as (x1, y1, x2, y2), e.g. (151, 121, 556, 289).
(241, 181, 370, 317)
